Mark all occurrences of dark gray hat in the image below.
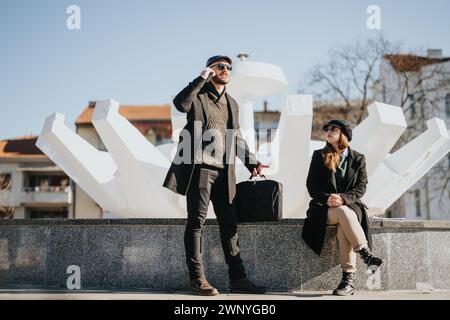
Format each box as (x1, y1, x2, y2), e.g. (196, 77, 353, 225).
(322, 119, 352, 142)
(206, 55, 232, 67)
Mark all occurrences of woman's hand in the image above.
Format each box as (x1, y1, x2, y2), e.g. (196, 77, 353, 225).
(327, 194, 345, 207)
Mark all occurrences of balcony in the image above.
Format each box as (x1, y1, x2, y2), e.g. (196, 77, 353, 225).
(21, 186, 73, 205)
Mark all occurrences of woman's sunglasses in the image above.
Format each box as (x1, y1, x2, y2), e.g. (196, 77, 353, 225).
(323, 126, 340, 133)
(212, 63, 232, 71)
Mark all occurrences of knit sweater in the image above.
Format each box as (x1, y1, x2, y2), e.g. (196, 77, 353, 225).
(201, 84, 230, 169)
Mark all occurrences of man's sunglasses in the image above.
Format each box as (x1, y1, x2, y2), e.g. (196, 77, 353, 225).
(211, 63, 232, 71)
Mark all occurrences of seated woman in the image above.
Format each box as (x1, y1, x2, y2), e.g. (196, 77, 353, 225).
(302, 119, 383, 296)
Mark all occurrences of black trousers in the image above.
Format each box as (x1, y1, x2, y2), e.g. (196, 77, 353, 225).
(184, 165, 246, 281)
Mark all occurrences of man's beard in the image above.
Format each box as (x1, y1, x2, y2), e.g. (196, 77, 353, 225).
(212, 75, 228, 85)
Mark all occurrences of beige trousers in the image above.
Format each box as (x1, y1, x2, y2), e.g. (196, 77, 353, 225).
(327, 205, 368, 273)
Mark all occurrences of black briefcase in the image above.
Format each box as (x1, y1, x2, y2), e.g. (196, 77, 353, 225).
(236, 175, 283, 222)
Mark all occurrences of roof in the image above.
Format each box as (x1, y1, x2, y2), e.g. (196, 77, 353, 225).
(384, 54, 450, 72)
(16, 166, 61, 172)
(0, 136, 46, 159)
(75, 103, 172, 125)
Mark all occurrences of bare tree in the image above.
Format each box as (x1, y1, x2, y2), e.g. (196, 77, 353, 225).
(300, 33, 399, 123)
(301, 34, 450, 217)
(381, 51, 450, 217)
(383, 54, 450, 141)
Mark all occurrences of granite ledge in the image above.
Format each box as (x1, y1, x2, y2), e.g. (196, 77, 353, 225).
(0, 218, 449, 229)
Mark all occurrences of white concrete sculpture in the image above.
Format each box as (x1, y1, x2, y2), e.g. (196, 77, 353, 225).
(257, 95, 314, 218)
(36, 103, 184, 218)
(36, 59, 450, 219)
(227, 59, 288, 153)
(362, 118, 450, 214)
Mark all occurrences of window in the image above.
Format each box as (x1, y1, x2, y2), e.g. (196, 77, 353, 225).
(0, 173, 12, 191)
(25, 174, 70, 192)
(445, 93, 450, 118)
(26, 207, 68, 219)
(414, 190, 421, 217)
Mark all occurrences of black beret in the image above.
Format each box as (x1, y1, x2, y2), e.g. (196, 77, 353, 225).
(322, 119, 352, 142)
(206, 55, 232, 67)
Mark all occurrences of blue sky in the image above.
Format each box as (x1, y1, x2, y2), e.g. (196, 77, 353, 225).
(1, 0, 449, 140)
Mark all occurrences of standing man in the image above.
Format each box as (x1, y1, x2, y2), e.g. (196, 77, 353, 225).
(163, 55, 268, 295)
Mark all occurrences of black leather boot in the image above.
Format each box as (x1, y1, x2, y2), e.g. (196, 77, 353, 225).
(357, 247, 383, 272)
(333, 271, 355, 296)
(230, 278, 267, 294)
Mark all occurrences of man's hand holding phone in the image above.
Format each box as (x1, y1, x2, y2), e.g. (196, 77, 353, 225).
(200, 67, 215, 80)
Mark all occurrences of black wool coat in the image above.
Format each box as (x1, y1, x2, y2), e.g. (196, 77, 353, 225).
(301, 147, 372, 255)
(163, 76, 259, 204)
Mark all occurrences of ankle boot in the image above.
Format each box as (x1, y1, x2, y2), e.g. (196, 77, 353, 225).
(230, 278, 267, 294)
(190, 277, 219, 296)
(333, 271, 355, 296)
(357, 247, 383, 272)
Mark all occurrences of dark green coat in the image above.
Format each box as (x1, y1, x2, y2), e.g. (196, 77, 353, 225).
(302, 147, 372, 255)
(163, 76, 259, 204)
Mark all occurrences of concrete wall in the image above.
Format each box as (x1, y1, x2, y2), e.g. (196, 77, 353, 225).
(74, 127, 105, 219)
(77, 126, 103, 150)
(74, 186, 102, 219)
(0, 219, 449, 292)
(0, 163, 24, 208)
(12, 207, 25, 219)
(403, 168, 450, 221)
